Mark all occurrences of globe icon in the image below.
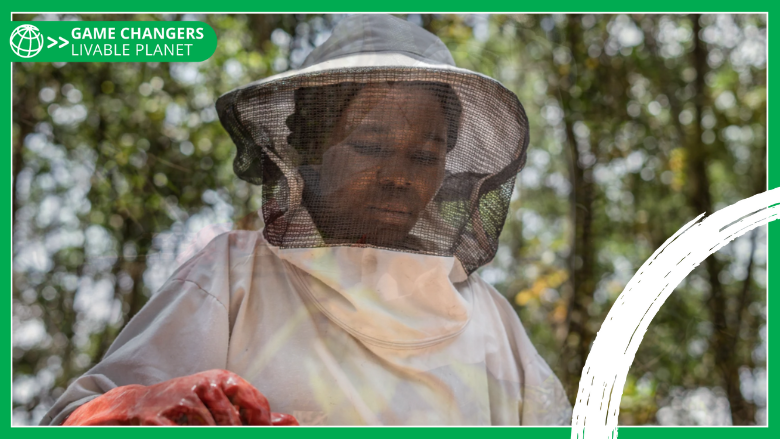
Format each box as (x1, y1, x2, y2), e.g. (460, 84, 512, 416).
(10, 24, 44, 58)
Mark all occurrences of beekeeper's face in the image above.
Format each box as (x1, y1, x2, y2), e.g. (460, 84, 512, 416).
(318, 83, 448, 246)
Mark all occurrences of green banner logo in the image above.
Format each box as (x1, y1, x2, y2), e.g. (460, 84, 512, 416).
(9, 21, 217, 62)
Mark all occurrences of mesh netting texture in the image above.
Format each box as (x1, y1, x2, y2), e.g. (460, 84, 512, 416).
(217, 68, 529, 274)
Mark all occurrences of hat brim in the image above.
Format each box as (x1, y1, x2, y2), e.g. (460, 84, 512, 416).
(217, 54, 529, 181)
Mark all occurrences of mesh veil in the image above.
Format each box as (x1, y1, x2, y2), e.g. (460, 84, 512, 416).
(216, 16, 529, 274)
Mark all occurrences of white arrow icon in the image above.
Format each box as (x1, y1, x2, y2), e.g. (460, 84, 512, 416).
(58, 36, 69, 48)
(46, 36, 58, 48)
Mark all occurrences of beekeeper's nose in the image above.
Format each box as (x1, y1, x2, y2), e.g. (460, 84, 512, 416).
(377, 163, 414, 189)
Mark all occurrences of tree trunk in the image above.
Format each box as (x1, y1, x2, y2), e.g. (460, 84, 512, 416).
(560, 15, 597, 401)
(689, 13, 753, 425)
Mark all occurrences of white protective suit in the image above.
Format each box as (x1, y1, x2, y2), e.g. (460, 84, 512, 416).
(42, 229, 572, 426)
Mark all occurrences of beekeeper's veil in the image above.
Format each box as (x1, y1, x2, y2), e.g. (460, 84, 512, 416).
(216, 14, 529, 275)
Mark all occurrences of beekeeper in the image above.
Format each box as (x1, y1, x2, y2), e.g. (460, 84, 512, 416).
(43, 14, 572, 426)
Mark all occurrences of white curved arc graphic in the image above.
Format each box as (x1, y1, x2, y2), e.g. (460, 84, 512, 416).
(572, 188, 780, 438)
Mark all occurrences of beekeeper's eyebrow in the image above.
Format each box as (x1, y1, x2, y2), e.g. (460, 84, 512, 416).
(425, 131, 446, 143)
(349, 123, 390, 136)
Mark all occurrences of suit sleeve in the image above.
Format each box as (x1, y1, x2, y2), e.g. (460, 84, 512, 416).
(39, 279, 230, 425)
(471, 274, 573, 426)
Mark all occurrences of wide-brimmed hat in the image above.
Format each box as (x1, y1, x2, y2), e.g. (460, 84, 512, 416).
(216, 14, 529, 274)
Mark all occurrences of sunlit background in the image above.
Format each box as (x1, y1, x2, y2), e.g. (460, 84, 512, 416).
(12, 13, 767, 425)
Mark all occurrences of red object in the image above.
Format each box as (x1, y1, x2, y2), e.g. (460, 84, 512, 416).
(62, 369, 298, 426)
(270, 412, 299, 426)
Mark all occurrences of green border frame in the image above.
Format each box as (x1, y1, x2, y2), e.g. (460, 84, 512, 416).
(5, 2, 775, 438)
